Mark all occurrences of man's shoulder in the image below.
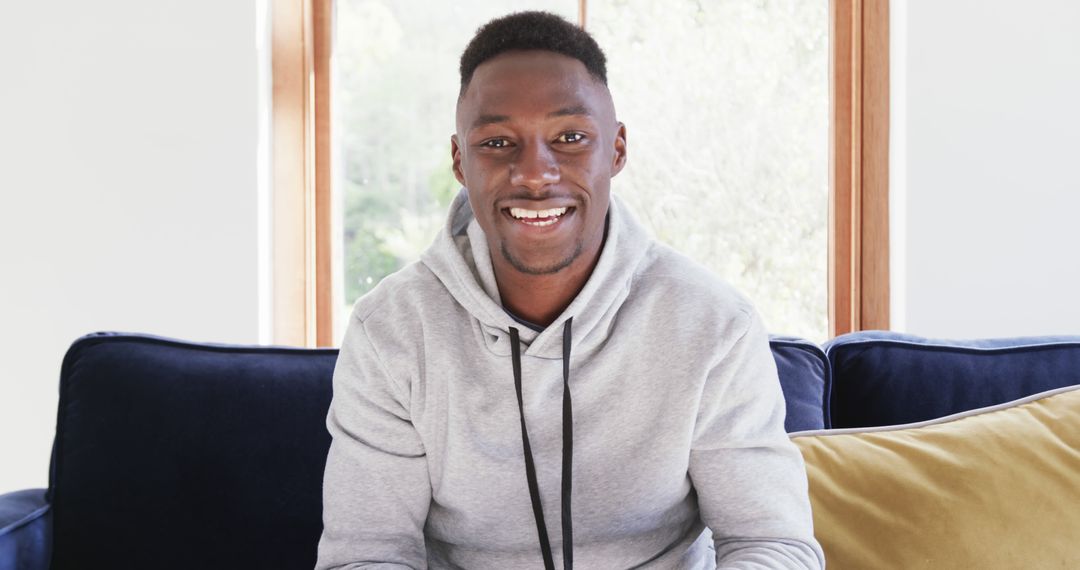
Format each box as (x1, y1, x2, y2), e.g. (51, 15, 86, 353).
(350, 260, 447, 324)
(633, 241, 755, 324)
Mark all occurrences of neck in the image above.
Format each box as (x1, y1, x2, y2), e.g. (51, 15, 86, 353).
(493, 218, 608, 327)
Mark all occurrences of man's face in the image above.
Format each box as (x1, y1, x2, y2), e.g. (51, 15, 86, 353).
(452, 50, 627, 276)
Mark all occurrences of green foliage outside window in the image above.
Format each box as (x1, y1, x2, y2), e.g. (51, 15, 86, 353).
(335, 0, 828, 341)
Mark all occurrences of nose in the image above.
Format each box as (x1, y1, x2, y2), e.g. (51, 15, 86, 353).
(508, 139, 560, 191)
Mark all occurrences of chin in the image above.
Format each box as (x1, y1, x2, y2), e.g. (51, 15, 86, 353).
(501, 242, 583, 276)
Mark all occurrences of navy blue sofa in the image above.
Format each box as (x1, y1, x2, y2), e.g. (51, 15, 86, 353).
(3, 330, 1079, 570)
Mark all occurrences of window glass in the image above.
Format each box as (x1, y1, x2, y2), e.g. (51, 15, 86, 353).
(333, 1, 578, 341)
(334, 1, 829, 342)
(590, 0, 829, 341)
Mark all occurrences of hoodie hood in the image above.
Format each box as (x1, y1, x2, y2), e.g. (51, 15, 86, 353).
(420, 187, 653, 361)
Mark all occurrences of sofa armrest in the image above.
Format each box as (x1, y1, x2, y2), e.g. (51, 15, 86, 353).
(0, 488, 52, 570)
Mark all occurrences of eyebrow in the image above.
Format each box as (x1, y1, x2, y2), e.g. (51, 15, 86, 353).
(471, 114, 511, 128)
(548, 105, 590, 118)
(470, 105, 593, 130)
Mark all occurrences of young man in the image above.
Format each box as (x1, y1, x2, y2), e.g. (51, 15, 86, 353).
(317, 11, 824, 570)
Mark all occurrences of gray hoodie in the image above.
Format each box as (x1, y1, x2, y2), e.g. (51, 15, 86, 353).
(317, 189, 824, 569)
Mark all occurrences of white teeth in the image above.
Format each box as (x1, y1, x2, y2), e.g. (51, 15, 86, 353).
(509, 206, 569, 220)
(510, 208, 539, 219)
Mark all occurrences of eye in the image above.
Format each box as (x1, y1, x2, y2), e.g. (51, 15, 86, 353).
(480, 138, 512, 148)
(556, 132, 586, 143)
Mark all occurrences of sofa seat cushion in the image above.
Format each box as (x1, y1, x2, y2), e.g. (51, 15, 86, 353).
(825, 331, 1080, 428)
(791, 385, 1080, 569)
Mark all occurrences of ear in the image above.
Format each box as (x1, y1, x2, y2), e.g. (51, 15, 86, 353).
(610, 122, 627, 177)
(451, 134, 466, 187)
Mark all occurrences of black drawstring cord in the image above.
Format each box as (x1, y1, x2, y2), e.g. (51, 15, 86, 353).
(560, 318, 574, 569)
(508, 316, 574, 570)
(509, 326, 555, 569)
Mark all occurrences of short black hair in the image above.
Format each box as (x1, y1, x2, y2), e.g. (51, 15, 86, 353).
(458, 11, 607, 95)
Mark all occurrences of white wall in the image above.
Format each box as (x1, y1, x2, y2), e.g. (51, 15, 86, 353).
(892, 0, 1080, 338)
(0, 1, 263, 492)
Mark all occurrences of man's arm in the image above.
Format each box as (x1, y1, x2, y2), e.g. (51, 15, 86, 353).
(689, 307, 825, 570)
(316, 311, 431, 570)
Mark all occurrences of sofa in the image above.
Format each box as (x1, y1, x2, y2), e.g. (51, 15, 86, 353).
(2, 330, 1078, 569)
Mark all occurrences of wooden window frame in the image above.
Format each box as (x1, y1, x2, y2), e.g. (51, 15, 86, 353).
(830, 0, 890, 337)
(271, 0, 888, 346)
(271, 0, 333, 347)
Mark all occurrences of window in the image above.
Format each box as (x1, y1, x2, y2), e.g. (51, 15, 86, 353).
(588, 0, 829, 341)
(270, 0, 889, 347)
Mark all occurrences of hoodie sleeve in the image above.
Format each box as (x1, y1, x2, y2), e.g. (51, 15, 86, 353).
(315, 311, 431, 570)
(688, 307, 825, 570)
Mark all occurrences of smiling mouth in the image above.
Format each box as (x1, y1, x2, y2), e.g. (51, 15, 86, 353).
(502, 206, 576, 227)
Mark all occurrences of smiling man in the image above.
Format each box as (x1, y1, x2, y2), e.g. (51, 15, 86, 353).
(317, 11, 824, 570)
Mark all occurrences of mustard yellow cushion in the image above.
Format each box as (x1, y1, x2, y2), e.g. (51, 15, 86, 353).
(792, 385, 1080, 569)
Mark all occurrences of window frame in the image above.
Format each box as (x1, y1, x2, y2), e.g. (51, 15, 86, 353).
(831, 0, 890, 337)
(271, 0, 889, 346)
(271, 0, 334, 347)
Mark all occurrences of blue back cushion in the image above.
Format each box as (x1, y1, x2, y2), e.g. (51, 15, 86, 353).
(48, 333, 337, 570)
(825, 331, 1080, 428)
(770, 337, 831, 431)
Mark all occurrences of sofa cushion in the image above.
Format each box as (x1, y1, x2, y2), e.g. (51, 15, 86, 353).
(769, 336, 831, 431)
(791, 385, 1080, 569)
(48, 332, 337, 570)
(825, 331, 1080, 428)
(0, 489, 52, 568)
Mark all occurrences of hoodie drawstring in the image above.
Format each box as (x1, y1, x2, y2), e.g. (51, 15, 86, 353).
(508, 316, 574, 570)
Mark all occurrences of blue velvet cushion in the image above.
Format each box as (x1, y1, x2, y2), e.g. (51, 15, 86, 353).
(48, 333, 337, 570)
(0, 489, 51, 570)
(769, 336, 831, 431)
(824, 331, 1080, 428)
